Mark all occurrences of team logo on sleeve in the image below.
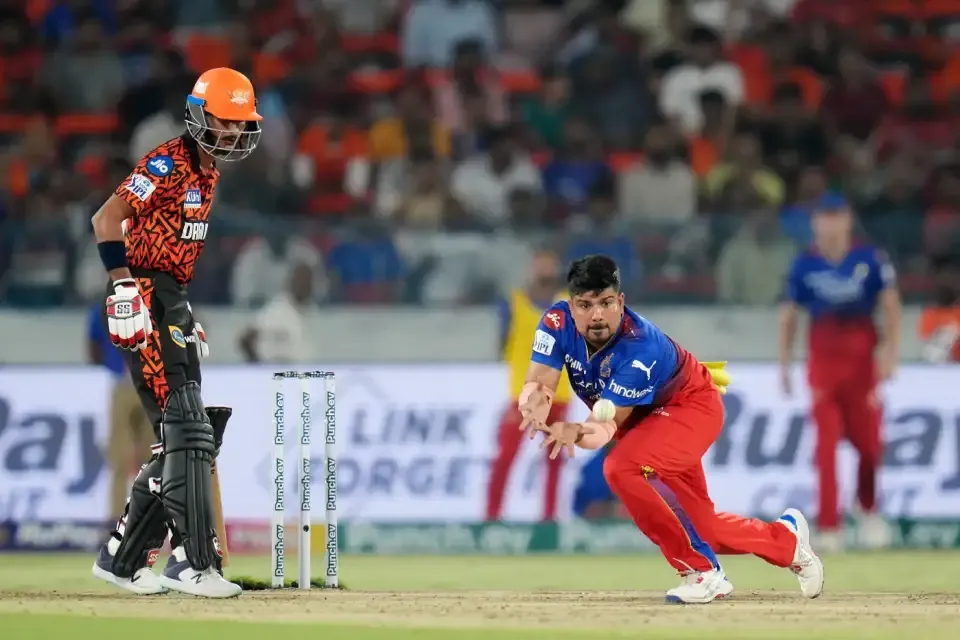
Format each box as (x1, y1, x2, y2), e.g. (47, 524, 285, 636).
(124, 174, 157, 202)
(533, 329, 556, 356)
(147, 155, 173, 177)
(544, 311, 564, 330)
(169, 325, 187, 348)
(184, 188, 202, 210)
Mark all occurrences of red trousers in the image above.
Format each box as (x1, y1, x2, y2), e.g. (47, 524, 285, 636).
(809, 361, 883, 529)
(603, 389, 796, 573)
(486, 402, 568, 521)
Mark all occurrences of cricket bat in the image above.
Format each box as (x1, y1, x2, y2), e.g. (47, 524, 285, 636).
(212, 461, 230, 567)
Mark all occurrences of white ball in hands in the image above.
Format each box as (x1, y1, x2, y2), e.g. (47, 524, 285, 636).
(592, 399, 616, 422)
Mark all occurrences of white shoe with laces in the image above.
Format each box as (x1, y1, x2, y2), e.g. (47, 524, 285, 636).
(778, 508, 825, 599)
(664, 567, 733, 604)
(158, 546, 241, 598)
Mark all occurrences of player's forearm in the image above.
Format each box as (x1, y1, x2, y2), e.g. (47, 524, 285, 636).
(92, 198, 133, 282)
(778, 304, 798, 366)
(880, 290, 902, 360)
(577, 420, 616, 450)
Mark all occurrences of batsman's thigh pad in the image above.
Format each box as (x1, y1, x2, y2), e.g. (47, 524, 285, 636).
(160, 382, 218, 570)
(112, 455, 169, 577)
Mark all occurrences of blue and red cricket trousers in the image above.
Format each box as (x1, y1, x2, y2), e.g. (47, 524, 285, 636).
(603, 362, 796, 573)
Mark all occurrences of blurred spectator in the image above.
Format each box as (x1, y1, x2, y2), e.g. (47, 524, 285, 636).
(40, 12, 125, 112)
(688, 89, 730, 178)
(860, 156, 925, 262)
(231, 234, 327, 307)
(542, 118, 611, 213)
(327, 220, 404, 303)
(568, 45, 654, 148)
(925, 171, 960, 256)
(743, 21, 823, 112)
(875, 74, 954, 163)
(292, 109, 368, 201)
(819, 47, 889, 142)
(324, 0, 399, 33)
(128, 92, 183, 163)
(42, 0, 116, 46)
(451, 126, 541, 228)
(758, 82, 829, 181)
(660, 26, 743, 136)
(499, 0, 565, 68)
(434, 39, 508, 139)
(3, 118, 59, 202)
(716, 208, 796, 305)
(919, 253, 960, 363)
(392, 147, 462, 231)
(402, 0, 499, 68)
(565, 173, 641, 293)
(780, 165, 827, 246)
(238, 262, 321, 363)
(370, 83, 451, 160)
(118, 50, 189, 137)
(703, 131, 784, 213)
(520, 64, 570, 150)
(0, 190, 74, 307)
(619, 123, 697, 223)
(0, 6, 42, 112)
(176, 0, 227, 28)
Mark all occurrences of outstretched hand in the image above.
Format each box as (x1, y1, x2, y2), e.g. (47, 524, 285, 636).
(531, 422, 597, 460)
(518, 387, 551, 440)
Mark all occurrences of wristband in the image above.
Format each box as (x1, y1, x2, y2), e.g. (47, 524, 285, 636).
(98, 240, 128, 271)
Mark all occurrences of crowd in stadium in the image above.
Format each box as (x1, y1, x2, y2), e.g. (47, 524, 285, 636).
(0, 0, 959, 308)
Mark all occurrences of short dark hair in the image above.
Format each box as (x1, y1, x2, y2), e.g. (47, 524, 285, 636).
(567, 255, 621, 296)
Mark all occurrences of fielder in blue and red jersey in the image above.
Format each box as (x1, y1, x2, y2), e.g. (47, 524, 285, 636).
(519, 255, 823, 604)
(779, 193, 901, 550)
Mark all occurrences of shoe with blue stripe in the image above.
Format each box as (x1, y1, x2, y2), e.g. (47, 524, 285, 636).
(779, 508, 825, 599)
(665, 567, 733, 604)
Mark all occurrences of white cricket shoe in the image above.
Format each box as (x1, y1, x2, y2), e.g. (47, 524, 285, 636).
(92, 545, 167, 595)
(158, 546, 241, 598)
(855, 508, 893, 550)
(778, 508, 825, 599)
(665, 568, 733, 604)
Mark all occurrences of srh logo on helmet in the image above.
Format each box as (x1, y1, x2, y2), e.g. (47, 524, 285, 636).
(230, 90, 251, 105)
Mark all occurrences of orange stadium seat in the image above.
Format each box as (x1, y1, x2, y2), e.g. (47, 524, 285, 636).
(349, 70, 403, 94)
(500, 70, 541, 94)
(184, 34, 232, 74)
(341, 34, 400, 54)
(306, 192, 352, 215)
(608, 152, 642, 173)
(54, 113, 118, 136)
(253, 52, 289, 85)
(879, 71, 907, 104)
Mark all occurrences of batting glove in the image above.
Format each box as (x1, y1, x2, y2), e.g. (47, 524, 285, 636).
(106, 278, 152, 351)
(193, 321, 210, 358)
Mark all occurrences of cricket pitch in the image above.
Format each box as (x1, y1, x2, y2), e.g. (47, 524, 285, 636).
(2, 553, 959, 639)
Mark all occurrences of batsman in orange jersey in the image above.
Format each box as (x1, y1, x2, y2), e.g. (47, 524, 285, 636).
(90, 68, 260, 599)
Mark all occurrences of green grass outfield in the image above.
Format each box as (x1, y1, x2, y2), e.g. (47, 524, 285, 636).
(2, 552, 960, 639)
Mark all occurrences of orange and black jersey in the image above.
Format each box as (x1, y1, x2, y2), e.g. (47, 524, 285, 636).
(115, 135, 219, 285)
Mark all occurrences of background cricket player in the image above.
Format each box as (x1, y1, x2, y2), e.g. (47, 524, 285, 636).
(518, 255, 824, 604)
(486, 249, 571, 521)
(89, 67, 262, 598)
(779, 194, 901, 553)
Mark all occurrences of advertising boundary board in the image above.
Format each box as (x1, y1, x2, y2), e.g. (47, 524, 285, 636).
(0, 364, 958, 522)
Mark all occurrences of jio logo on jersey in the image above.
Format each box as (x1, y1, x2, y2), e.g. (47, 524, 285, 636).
(180, 220, 209, 242)
(184, 188, 202, 210)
